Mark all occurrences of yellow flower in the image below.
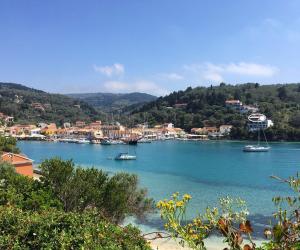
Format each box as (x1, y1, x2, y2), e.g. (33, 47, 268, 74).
(183, 194, 192, 201)
(176, 201, 184, 207)
(170, 221, 178, 229)
(156, 200, 164, 208)
(172, 192, 179, 199)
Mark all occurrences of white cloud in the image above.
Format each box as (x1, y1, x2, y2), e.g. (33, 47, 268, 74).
(160, 73, 184, 81)
(184, 62, 278, 83)
(224, 62, 278, 77)
(93, 63, 124, 77)
(203, 71, 223, 82)
(103, 81, 128, 91)
(103, 80, 168, 96)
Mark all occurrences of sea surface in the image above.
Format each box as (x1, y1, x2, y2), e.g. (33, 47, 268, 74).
(18, 140, 300, 236)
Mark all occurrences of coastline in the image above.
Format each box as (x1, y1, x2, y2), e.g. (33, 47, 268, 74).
(17, 138, 300, 144)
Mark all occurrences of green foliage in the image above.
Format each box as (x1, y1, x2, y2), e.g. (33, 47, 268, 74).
(131, 83, 300, 140)
(0, 159, 153, 249)
(40, 158, 154, 223)
(0, 205, 151, 250)
(0, 163, 62, 211)
(68, 92, 157, 113)
(0, 82, 105, 125)
(0, 136, 20, 153)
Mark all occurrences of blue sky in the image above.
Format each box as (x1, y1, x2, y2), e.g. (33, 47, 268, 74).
(0, 0, 300, 96)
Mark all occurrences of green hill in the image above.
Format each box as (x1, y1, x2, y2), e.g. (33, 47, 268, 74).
(0, 82, 104, 125)
(131, 83, 300, 141)
(67, 92, 157, 113)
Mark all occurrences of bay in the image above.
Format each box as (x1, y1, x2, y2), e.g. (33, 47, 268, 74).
(18, 140, 300, 234)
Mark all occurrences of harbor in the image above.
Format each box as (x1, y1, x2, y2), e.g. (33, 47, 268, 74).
(18, 139, 300, 235)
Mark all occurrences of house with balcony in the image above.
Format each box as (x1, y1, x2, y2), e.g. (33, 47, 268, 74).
(247, 114, 274, 132)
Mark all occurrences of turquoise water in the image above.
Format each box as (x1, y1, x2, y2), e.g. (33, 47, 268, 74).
(18, 140, 300, 234)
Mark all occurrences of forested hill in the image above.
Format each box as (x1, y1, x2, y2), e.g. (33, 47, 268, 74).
(67, 92, 157, 112)
(0, 82, 104, 124)
(131, 83, 300, 140)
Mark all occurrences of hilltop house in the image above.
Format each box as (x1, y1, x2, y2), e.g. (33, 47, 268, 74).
(225, 100, 243, 110)
(226, 100, 258, 114)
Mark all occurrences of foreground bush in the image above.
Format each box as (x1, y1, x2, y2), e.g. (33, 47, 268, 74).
(40, 158, 154, 223)
(0, 160, 154, 249)
(0, 205, 151, 250)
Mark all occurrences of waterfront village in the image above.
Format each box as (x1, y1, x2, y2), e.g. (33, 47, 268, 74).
(0, 99, 274, 144)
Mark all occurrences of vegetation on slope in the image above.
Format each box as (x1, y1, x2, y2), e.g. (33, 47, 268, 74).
(131, 83, 300, 140)
(0, 82, 104, 125)
(0, 136, 20, 153)
(0, 158, 153, 249)
(67, 92, 157, 113)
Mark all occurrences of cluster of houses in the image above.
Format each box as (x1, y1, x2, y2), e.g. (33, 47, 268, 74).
(0, 119, 237, 142)
(0, 117, 237, 142)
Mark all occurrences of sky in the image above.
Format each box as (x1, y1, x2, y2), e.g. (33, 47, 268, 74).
(0, 0, 300, 96)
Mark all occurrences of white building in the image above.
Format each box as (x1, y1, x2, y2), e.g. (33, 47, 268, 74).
(219, 125, 233, 135)
(247, 114, 274, 132)
(163, 123, 174, 129)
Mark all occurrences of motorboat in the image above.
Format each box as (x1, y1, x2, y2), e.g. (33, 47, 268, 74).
(243, 145, 270, 152)
(91, 139, 101, 144)
(138, 138, 152, 143)
(115, 153, 137, 160)
(76, 138, 90, 144)
(101, 139, 118, 145)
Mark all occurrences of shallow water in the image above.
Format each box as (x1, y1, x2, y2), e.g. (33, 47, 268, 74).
(18, 140, 300, 234)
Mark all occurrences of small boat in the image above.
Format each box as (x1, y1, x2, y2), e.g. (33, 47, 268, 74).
(76, 138, 90, 144)
(243, 145, 270, 152)
(138, 138, 152, 143)
(115, 153, 137, 160)
(91, 139, 101, 144)
(101, 139, 118, 145)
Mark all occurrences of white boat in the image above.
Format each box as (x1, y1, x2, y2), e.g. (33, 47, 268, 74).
(243, 145, 270, 152)
(138, 138, 152, 143)
(115, 153, 137, 160)
(101, 139, 119, 145)
(76, 138, 90, 144)
(91, 139, 101, 144)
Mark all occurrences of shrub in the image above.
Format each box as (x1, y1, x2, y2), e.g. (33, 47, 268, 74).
(0, 206, 151, 250)
(40, 158, 154, 223)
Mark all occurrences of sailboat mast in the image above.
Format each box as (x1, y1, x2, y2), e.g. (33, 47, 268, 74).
(258, 129, 260, 145)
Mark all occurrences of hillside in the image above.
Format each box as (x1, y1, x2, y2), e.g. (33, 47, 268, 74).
(131, 83, 300, 140)
(0, 82, 104, 125)
(67, 92, 157, 113)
